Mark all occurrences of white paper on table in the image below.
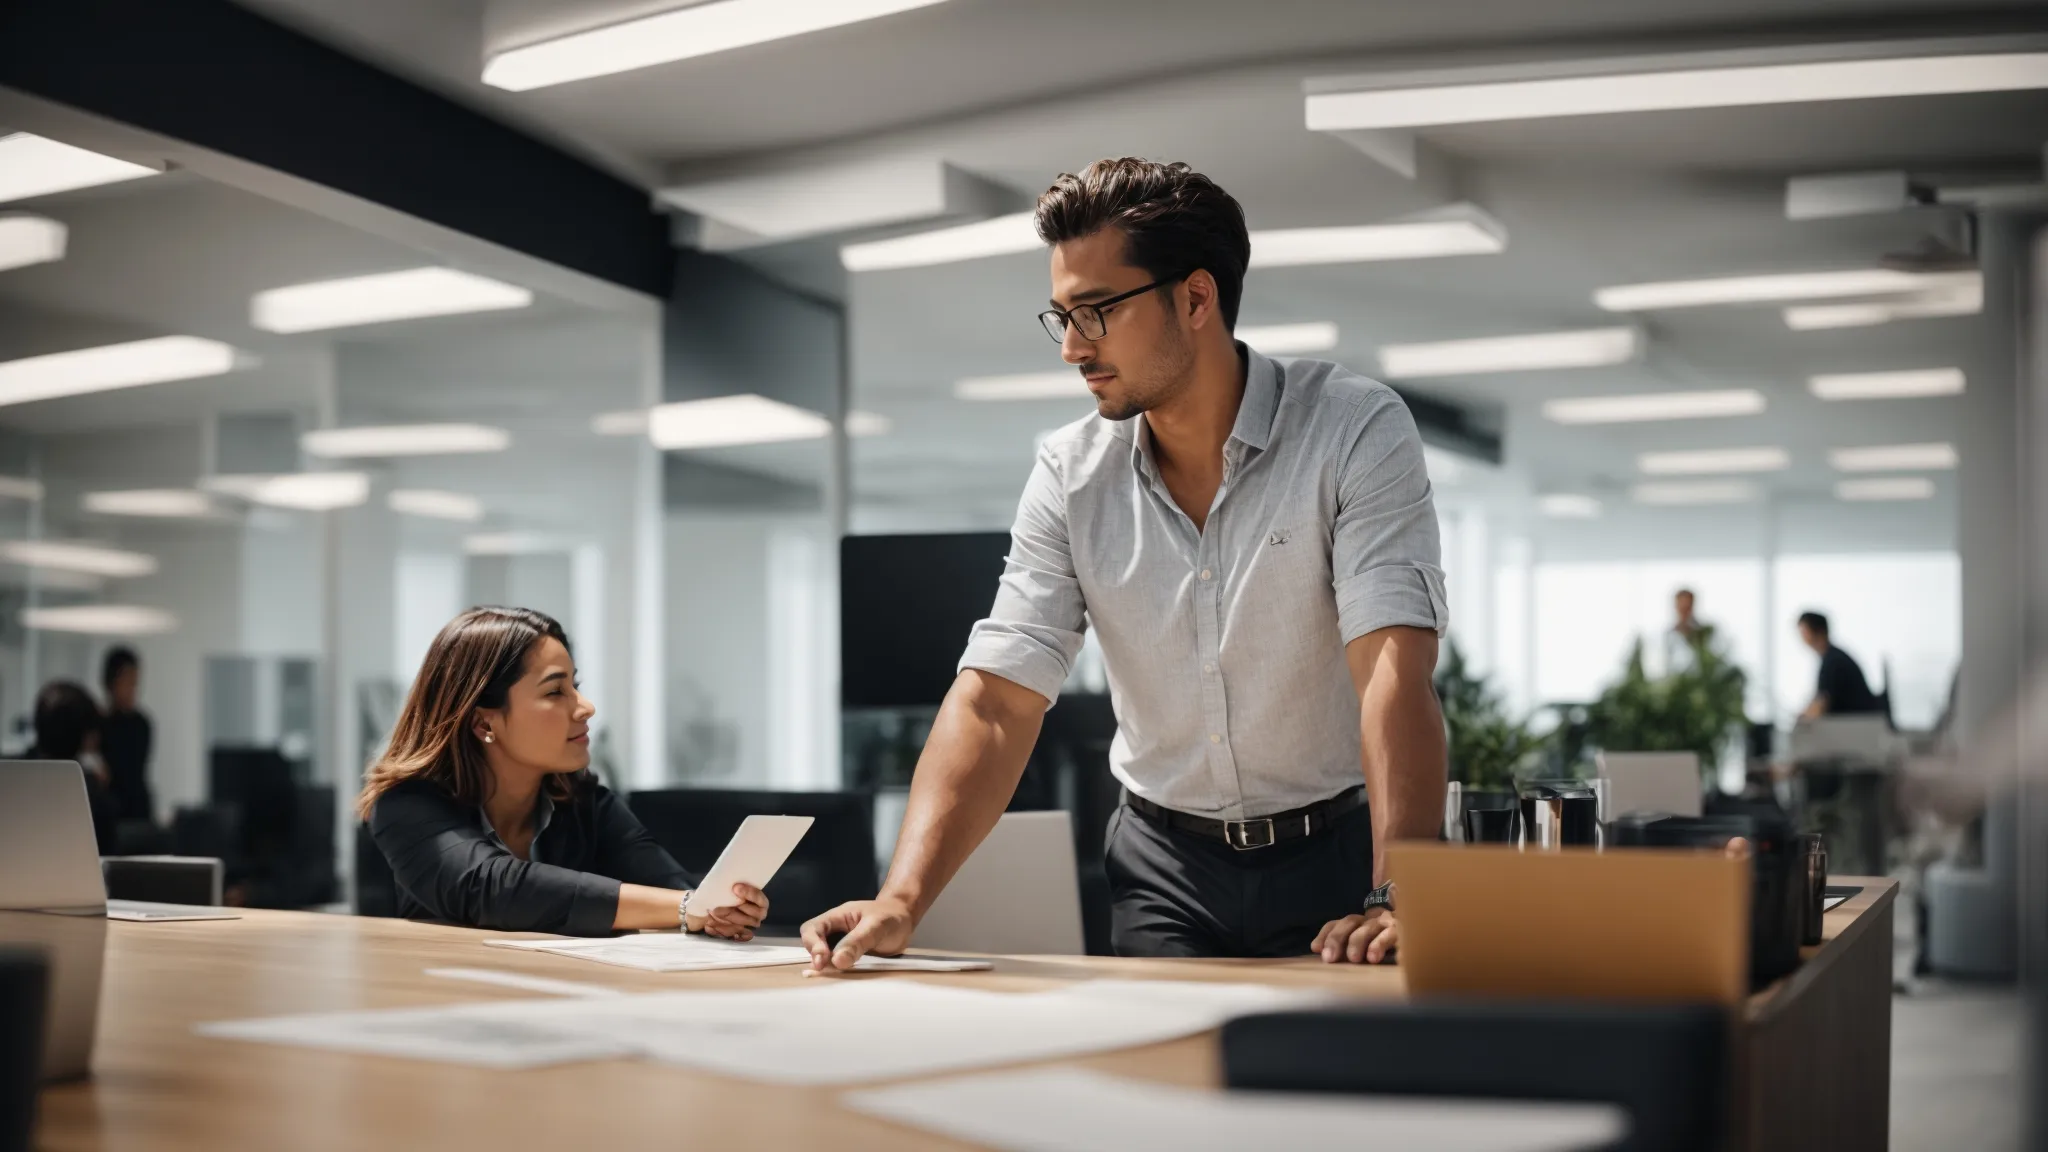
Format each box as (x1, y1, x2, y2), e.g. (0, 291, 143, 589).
(1823, 895, 1850, 912)
(483, 932, 991, 974)
(843, 1066, 1629, 1152)
(559, 978, 1330, 1085)
(197, 1000, 635, 1069)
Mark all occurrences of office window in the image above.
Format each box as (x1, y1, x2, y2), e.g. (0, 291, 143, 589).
(1773, 552, 1960, 729)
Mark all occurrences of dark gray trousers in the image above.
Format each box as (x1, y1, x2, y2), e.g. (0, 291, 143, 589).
(1102, 799, 1374, 959)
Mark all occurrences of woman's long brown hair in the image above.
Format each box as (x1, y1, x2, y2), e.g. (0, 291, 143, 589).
(355, 606, 576, 821)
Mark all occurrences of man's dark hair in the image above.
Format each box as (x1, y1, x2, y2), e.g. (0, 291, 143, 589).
(1798, 612, 1830, 638)
(1034, 158, 1251, 330)
(32, 680, 102, 761)
(1675, 588, 1695, 600)
(102, 646, 139, 690)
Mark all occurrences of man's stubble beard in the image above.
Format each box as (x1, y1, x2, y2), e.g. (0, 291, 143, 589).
(1094, 319, 1195, 423)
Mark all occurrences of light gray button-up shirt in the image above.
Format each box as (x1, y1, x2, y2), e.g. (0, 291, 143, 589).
(958, 346, 1448, 821)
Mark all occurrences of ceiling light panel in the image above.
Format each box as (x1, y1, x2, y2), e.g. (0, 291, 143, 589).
(0, 216, 67, 273)
(840, 211, 1038, 272)
(251, 268, 532, 333)
(1837, 477, 1936, 501)
(1539, 494, 1603, 519)
(485, 0, 952, 91)
(82, 489, 218, 519)
(1239, 322, 1340, 355)
(464, 532, 570, 556)
(21, 605, 177, 635)
(1596, 268, 1968, 311)
(1782, 278, 1981, 329)
(1829, 442, 1957, 471)
(1631, 481, 1761, 506)
(648, 395, 831, 450)
(1543, 389, 1765, 425)
(1378, 327, 1637, 378)
(0, 336, 240, 407)
(1247, 208, 1505, 268)
(0, 477, 44, 502)
(1809, 368, 1965, 400)
(388, 489, 484, 522)
(206, 472, 370, 511)
(302, 423, 510, 458)
(955, 372, 1085, 402)
(0, 134, 158, 205)
(592, 410, 650, 437)
(1638, 447, 1789, 475)
(0, 539, 157, 577)
(1305, 50, 2048, 131)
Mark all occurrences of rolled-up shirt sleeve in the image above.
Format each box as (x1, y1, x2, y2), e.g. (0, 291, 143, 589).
(956, 446, 1089, 705)
(1332, 390, 1450, 644)
(370, 784, 622, 936)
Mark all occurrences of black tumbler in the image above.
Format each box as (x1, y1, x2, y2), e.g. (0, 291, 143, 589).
(1463, 806, 1518, 844)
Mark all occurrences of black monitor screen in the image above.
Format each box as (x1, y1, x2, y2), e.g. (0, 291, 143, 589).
(841, 532, 1011, 708)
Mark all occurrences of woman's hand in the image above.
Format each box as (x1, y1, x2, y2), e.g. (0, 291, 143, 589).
(685, 883, 769, 941)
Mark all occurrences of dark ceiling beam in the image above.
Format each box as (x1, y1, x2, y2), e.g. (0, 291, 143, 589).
(0, 0, 672, 298)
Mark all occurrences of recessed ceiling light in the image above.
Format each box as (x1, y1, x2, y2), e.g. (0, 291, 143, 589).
(0, 477, 44, 502)
(1837, 477, 1936, 501)
(20, 605, 177, 635)
(1809, 368, 1965, 400)
(1247, 205, 1505, 268)
(464, 532, 571, 556)
(1638, 447, 1789, 475)
(1782, 277, 1981, 329)
(1539, 494, 1603, 519)
(483, 0, 952, 91)
(1828, 442, 1958, 472)
(649, 394, 831, 450)
(592, 409, 650, 437)
(1597, 268, 1963, 311)
(1631, 481, 1760, 506)
(205, 472, 370, 511)
(0, 215, 67, 273)
(251, 268, 532, 333)
(0, 134, 158, 205)
(388, 489, 485, 522)
(0, 539, 157, 577)
(302, 423, 510, 458)
(1544, 389, 1766, 425)
(846, 410, 893, 437)
(840, 211, 1038, 272)
(955, 371, 1085, 402)
(0, 336, 241, 407)
(1379, 327, 1638, 378)
(82, 489, 219, 519)
(1239, 322, 1340, 355)
(1304, 50, 2048, 131)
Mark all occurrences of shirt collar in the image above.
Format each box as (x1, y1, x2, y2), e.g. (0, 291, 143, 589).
(1229, 342, 1281, 453)
(478, 790, 555, 854)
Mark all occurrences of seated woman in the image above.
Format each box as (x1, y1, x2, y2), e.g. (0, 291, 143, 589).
(359, 606, 765, 937)
(30, 680, 118, 855)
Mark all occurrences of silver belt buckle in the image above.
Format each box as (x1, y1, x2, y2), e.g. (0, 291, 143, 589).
(1224, 817, 1275, 851)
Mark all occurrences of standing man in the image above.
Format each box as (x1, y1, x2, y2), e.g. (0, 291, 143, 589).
(804, 158, 1447, 967)
(1663, 588, 1705, 675)
(101, 646, 155, 826)
(1797, 612, 1883, 719)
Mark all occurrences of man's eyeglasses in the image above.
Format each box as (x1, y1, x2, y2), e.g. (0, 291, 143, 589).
(1038, 273, 1186, 343)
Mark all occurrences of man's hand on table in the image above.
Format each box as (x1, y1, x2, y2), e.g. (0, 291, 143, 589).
(1312, 907, 1398, 964)
(799, 895, 917, 973)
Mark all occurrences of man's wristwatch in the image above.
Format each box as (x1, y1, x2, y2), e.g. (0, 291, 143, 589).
(1363, 881, 1396, 914)
(678, 891, 696, 931)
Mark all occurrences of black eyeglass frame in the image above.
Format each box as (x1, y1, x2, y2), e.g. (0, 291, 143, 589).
(1037, 272, 1189, 343)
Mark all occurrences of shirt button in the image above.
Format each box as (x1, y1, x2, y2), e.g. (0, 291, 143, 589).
(1209, 733, 1222, 744)
(1203, 662, 1215, 674)
(1200, 568, 1213, 581)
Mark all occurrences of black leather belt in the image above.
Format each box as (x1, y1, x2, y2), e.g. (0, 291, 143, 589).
(1125, 786, 1366, 851)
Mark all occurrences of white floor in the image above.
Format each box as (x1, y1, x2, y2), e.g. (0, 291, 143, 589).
(1890, 980, 2027, 1152)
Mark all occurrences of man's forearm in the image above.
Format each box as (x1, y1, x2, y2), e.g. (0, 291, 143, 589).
(877, 671, 1045, 920)
(1351, 628, 1447, 886)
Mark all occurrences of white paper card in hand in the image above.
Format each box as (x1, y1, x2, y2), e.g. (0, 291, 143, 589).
(688, 814, 813, 916)
(198, 1001, 634, 1069)
(844, 1066, 1629, 1152)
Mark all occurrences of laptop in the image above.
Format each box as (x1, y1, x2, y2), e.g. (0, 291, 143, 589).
(1390, 842, 1750, 1006)
(1597, 751, 1704, 819)
(912, 811, 1085, 956)
(0, 760, 110, 1080)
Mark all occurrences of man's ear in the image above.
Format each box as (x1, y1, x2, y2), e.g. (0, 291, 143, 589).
(1182, 269, 1220, 331)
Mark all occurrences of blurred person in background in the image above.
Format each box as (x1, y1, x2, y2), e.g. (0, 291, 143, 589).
(359, 606, 768, 937)
(1798, 611, 1884, 719)
(1662, 587, 1707, 675)
(30, 680, 117, 854)
(100, 646, 155, 828)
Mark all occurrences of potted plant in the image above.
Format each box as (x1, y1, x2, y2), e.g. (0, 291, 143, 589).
(1583, 625, 1749, 781)
(1434, 641, 1552, 799)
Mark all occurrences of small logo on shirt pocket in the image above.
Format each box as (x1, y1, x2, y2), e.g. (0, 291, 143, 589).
(1267, 530, 1290, 547)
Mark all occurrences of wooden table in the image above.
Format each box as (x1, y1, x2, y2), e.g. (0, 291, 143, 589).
(34, 879, 1894, 1152)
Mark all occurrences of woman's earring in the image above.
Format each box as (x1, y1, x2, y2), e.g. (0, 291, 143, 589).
(482, 732, 494, 744)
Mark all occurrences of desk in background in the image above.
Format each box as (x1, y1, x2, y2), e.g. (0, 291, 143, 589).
(36, 882, 1894, 1152)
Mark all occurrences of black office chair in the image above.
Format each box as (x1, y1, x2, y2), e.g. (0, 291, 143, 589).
(1222, 1001, 1728, 1152)
(626, 789, 877, 930)
(353, 823, 400, 918)
(0, 947, 47, 1152)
